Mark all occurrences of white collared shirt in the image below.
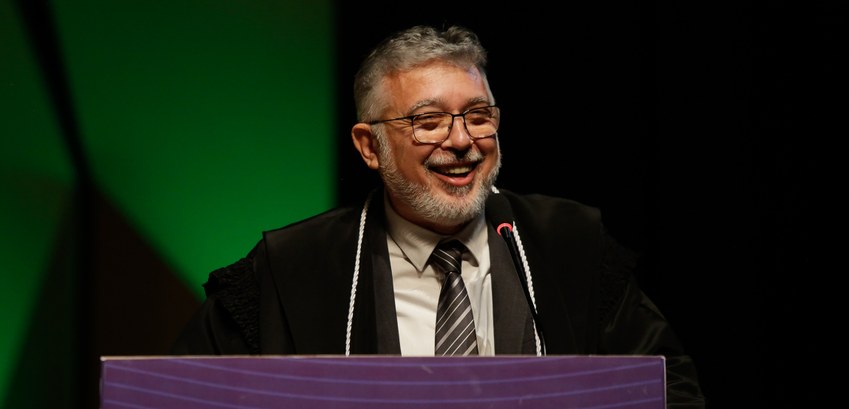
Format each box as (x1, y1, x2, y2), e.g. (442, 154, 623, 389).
(384, 197, 494, 356)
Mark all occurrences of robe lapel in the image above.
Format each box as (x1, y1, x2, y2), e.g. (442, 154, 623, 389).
(364, 199, 402, 354)
(345, 195, 402, 355)
(260, 209, 366, 354)
(488, 225, 538, 354)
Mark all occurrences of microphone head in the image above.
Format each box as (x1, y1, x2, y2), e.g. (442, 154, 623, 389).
(496, 223, 513, 236)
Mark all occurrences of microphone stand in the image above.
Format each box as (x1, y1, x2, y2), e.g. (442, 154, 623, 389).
(496, 222, 547, 356)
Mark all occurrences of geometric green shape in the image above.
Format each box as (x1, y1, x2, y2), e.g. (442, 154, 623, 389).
(0, 0, 76, 406)
(52, 0, 335, 297)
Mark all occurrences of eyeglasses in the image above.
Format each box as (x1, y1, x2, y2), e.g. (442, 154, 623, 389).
(367, 105, 500, 144)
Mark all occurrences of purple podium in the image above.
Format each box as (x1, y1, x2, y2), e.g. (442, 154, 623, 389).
(100, 355, 666, 408)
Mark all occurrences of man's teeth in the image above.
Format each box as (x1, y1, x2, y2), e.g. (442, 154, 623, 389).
(442, 165, 473, 175)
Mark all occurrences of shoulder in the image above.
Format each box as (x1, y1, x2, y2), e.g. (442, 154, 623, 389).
(491, 189, 609, 289)
(496, 188, 636, 263)
(259, 200, 375, 259)
(193, 201, 374, 353)
(202, 201, 368, 298)
(494, 187, 637, 280)
(500, 189, 600, 219)
(497, 188, 602, 238)
(263, 205, 363, 239)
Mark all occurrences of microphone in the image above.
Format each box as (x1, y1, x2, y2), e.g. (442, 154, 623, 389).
(485, 193, 546, 355)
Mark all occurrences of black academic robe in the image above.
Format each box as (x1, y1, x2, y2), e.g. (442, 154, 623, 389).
(172, 188, 706, 407)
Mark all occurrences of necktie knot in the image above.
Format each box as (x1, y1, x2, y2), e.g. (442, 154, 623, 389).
(431, 240, 465, 275)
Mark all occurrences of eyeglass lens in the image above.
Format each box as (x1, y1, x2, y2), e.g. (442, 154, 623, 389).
(412, 107, 499, 143)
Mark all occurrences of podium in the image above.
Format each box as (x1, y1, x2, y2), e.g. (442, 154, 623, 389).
(100, 355, 665, 408)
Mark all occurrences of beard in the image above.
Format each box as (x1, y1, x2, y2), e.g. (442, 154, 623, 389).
(375, 133, 501, 228)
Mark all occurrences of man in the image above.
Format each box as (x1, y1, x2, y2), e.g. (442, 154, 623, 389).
(172, 24, 706, 406)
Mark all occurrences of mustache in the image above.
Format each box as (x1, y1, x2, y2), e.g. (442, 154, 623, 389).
(425, 150, 484, 167)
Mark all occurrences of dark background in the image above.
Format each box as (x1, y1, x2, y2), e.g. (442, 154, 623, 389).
(10, 0, 841, 408)
(334, 1, 838, 408)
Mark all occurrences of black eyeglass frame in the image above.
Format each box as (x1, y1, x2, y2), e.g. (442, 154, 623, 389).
(366, 105, 500, 144)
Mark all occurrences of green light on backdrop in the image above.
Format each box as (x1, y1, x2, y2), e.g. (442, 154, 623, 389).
(2, 1, 333, 406)
(52, 0, 335, 296)
(1, 0, 75, 404)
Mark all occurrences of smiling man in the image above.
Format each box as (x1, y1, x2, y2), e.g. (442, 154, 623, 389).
(172, 25, 706, 408)
(352, 58, 501, 235)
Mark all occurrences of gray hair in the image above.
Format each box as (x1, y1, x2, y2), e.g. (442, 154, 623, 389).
(353, 25, 492, 122)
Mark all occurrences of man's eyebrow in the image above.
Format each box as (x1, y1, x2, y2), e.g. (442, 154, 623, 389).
(406, 97, 491, 115)
(406, 99, 439, 114)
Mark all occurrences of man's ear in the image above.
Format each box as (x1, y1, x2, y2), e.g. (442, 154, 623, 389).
(352, 123, 380, 170)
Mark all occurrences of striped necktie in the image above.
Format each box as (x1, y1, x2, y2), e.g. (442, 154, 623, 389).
(431, 240, 479, 356)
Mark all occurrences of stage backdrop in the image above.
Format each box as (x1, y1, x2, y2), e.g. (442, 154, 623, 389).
(1, 1, 333, 407)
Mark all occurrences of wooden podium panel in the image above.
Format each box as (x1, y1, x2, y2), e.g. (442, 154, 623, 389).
(100, 355, 665, 408)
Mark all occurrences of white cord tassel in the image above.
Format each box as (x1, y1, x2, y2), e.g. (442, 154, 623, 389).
(510, 223, 543, 356)
(345, 192, 373, 356)
(491, 185, 542, 355)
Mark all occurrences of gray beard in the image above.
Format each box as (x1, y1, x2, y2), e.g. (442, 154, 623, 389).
(376, 136, 501, 228)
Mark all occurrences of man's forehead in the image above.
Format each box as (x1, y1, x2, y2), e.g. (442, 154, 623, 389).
(381, 63, 486, 111)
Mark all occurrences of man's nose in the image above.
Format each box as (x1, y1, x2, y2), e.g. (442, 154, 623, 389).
(442, 116, 473, 149)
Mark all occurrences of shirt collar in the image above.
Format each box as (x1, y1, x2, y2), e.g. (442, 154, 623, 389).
(383, 193, 487, 271)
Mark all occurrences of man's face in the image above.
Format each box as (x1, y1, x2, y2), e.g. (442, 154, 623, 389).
(372, 61, 501, 234)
